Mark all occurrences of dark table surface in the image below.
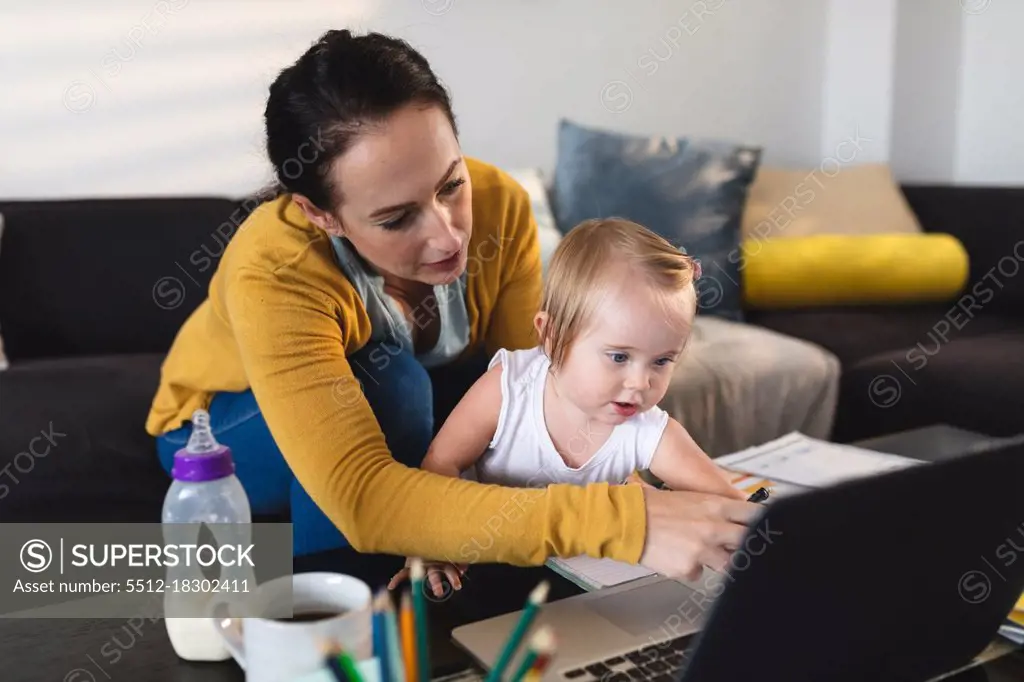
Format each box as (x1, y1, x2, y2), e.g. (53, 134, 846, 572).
(3, 424, 1022, 681)
(2, 550, 1023, 682)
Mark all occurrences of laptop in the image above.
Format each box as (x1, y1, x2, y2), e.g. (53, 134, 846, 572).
(453, 436, 1024, 682)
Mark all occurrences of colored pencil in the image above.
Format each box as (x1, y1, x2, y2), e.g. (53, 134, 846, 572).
(400, 590, 418, 682)
(373, 590, 391, 682)
(483, 580, 550, 682)
(319, 641, 356, 682)
(383, 590, 407, 682)
(335, 644, 365, 682)
(321, 648, 348, 682)
(522, 625, 557, 682)
(508, 625, 555, 682)
(409, 559, 432, 682)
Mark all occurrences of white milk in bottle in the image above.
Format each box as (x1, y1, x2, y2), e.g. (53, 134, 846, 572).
(161, 409, 254, 661)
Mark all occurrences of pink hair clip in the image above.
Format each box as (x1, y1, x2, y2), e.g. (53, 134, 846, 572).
(692, 258, 702, 281)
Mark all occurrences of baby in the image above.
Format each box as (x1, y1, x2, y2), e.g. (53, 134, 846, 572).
(388, 217, 744, 596)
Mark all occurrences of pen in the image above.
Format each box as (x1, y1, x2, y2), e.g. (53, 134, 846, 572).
(746, 487, 770, 504)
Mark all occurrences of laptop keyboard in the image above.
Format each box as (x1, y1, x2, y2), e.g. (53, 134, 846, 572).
(559, 635, 694, 682)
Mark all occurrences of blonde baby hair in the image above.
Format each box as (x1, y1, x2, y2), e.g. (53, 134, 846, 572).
(538, 217, 700, 369)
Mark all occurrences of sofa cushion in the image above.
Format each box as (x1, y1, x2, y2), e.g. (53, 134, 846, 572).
(741, 163, 923, 240)
(0, 197, 245, 361)
(741, 233, 969, 309)
(900, 185, 1024, 315)
(834, 332, 1024, 442)
(503, 168, 563, 277)
(746, 305, 1023, 368)
(658, 316, 841, 457)
(0, 353, 170, 522)
(550, 118, 762, 321)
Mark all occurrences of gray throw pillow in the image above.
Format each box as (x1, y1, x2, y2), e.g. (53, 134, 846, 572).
(551, 119, 762, 321)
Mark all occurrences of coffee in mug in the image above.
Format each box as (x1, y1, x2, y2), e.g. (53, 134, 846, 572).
(210, 572, 372, 682)
(274, 609, 347, 623)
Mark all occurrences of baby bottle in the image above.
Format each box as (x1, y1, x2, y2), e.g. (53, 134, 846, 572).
(161, 409, 254, 661)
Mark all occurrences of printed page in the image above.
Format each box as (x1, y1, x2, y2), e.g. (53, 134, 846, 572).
(715, 432, 924, 487)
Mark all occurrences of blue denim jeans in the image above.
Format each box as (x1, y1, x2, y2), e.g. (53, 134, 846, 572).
(156, 341, 486, 556)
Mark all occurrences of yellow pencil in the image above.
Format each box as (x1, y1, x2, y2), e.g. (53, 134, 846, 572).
(400, 590, 418, 682)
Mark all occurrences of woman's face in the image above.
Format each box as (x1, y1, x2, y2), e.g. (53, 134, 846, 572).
(302, 103, 472, 287)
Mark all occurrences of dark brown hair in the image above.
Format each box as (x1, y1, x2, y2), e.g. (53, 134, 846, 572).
(263, 30, 458, 211)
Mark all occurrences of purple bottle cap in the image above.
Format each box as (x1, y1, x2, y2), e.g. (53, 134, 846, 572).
(172, 445, 235, 482)
(171, 409, 236, 482)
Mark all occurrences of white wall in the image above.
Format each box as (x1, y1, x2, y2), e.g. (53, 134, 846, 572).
(889, 0, 963, 183)
(955, 1, 1024, 185)
(820, 0, 897, 165)
(2, 0, 372, 200)
(1, 0, 828, 200)
(377, 0, 829, 174)
(2, 0, 1021, 200)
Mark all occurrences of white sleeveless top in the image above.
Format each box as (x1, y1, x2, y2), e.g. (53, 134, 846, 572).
(473, 347, 670, 488)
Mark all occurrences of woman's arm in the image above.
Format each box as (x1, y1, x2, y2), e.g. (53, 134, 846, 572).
(648, 419, 747, 500)
(223, 264, 648, 566)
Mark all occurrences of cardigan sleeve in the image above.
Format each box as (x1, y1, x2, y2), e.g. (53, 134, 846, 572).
(484, 180, 545, 357)
(223, 263, 648, 566)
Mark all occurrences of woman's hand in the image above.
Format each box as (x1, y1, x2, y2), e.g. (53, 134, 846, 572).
(637, 486, 760, 582)
(387, 557, 469, 598)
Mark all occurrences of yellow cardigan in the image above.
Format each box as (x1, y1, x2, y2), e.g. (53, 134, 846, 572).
(145, 157, 646, 566)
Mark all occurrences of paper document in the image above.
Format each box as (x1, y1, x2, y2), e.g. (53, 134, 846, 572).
(715, 431, 924, 487)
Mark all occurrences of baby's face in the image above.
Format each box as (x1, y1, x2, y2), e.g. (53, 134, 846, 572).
(554, 282, 695, 426)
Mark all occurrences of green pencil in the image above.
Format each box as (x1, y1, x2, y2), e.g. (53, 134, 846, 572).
(383, 592, 406, 682)
(319, 640, 363, 682)
(484, 580, 550, 682)
(509, 626, 556, 682)
(335, 645, 364, 682)
(410, 558, 432, 682)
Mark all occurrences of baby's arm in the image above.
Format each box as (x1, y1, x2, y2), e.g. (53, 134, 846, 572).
(387, 363, 504, 595)
(420, 362, 504, 478)
(648, 418, 747, 500)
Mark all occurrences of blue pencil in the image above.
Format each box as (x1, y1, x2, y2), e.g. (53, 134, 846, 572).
(383, 590, 406, 682)
(410, 559, 432, 682)
(373, 591, 391, 682)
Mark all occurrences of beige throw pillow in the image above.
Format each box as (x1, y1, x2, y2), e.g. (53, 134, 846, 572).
(741, 163, 923, 242)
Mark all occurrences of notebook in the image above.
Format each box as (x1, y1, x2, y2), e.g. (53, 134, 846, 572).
(545, 555, 657, 592)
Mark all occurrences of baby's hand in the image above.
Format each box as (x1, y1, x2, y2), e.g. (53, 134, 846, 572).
(387, 557, 468, 598)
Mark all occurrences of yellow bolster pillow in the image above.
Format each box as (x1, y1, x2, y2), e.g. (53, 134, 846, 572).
(741, 234, 969, 309)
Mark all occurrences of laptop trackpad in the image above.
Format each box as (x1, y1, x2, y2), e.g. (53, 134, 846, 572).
(584, 580, 710, 637)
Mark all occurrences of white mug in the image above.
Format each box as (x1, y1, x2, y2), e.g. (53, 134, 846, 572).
(210, 572, 373, 682)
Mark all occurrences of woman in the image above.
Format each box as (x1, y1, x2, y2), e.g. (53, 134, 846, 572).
(145, 29, 757, 580)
